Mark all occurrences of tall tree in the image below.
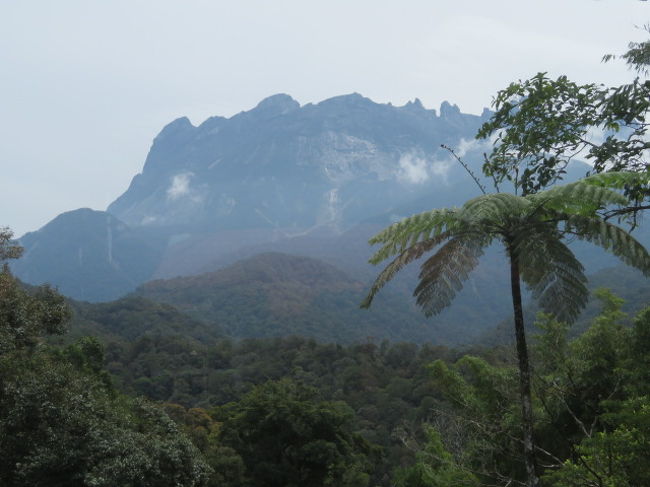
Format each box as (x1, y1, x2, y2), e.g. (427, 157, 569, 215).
(361, 172, 650, 487)
(0, 227, 23, 262)
(476, 36, 650, 219)
(215, 379, 373, 487)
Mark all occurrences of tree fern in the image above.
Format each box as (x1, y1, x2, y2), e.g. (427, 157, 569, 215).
(364, 172, 650, 321)
(362, 171, 650, 487)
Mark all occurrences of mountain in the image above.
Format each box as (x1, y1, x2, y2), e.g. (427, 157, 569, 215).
(12, 208, 163, 301)
(15, 93, 494, 301)
(15, 92, 625, 343)
(106, 94, 493, 283)
(135, 252, 493, 345)
(108, 94, 487, 233)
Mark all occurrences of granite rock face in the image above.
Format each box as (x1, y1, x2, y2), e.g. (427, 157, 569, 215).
(108, 93, 489, 233)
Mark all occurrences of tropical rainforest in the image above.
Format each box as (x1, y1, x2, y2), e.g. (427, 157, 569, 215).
(4, 257, 650, 486)
(3, 36, 650, 487)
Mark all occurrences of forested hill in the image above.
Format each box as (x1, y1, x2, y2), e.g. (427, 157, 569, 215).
(64, 295, 222, 345)
(135, 252, 486, 345)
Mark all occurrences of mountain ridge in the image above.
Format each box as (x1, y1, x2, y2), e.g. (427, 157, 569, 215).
(107, 92, 489, 230)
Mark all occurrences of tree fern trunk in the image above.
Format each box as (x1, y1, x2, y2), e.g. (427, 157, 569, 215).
(509, 252, 540, 487)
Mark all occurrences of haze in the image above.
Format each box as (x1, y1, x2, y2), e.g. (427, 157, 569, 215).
(1, 0, 647, 236)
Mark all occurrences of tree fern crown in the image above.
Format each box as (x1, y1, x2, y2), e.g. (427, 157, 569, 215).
(361, 172, 650, 321)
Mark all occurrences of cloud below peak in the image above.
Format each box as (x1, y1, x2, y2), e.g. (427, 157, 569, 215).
(167, 172, 193, 200)
(397, 153, 451, 185)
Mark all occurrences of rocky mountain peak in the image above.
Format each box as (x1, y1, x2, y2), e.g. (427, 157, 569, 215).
(316, 92, 373, 109)
(440, 100, 461, 119)
(403, 97, 425, 110)
(156, 116, 195, 140)
(107, 93, 488, 232)
(250, 93, 300, 117)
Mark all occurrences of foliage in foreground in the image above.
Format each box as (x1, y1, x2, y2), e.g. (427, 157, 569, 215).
(478, 34, 650, 219)
(0, 266, 212, 487)
(214, 379, 374, 487)
(420, 291, 650, 486)
(98, 288, 650, 486)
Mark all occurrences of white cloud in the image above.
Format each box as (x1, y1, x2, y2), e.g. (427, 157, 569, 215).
(430, 159, 452, 182)
(456, 137, 487, 158)
(167, 172, 193, 200)
(397, 153, 430, 184)
(141, 215, 157, 225)
(397, 153, 454, 185)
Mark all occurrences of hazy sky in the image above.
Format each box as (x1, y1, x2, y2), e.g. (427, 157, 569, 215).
(1, 0, 648, 236)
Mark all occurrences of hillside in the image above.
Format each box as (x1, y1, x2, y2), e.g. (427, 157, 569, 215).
(136, 252, 491, 345)
(65, 295, 222, 345)
(12, 208, 163, 301)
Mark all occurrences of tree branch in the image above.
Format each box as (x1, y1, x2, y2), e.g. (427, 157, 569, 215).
(442, 144, 487, 194)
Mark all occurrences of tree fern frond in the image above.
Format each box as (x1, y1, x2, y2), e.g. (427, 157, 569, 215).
(531, 181, 629, 216)
(537, 269, 589, 322)
(513, 232, 588, 322)
(367, 208, 459, 265)
(461, 193, 529, 222)
(564, 215, 650, 275)
(360, 233, 451, 309)
(413, 237, 487, 317)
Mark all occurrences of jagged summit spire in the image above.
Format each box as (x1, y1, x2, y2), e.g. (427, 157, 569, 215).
(440, 100, 461, 118)
(404, 98, 424, 109)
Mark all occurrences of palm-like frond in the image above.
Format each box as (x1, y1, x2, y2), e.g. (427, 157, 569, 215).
(360, 233, 451, 309)
(512, 229, 588, 322)
(529, 180, 629, 216)
(461, 193, 529, 223)
(413, 236, 488, 317)
(363, 200, 499, 312)
(564, 215, 650, 275)
(367, 208, 459, 265)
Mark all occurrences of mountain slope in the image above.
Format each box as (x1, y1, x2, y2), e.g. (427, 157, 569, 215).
(108, 94, 488, 232)
(12, 208, 163, 301)
(67, 295, 222, 344)
(135, 252, 492, 345)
